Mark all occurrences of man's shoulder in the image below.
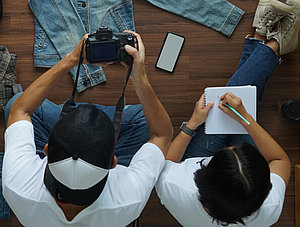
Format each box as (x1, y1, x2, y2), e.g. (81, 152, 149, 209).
(3, 157, 47, 199)
(132, 142, 165, 160)
(108, 143, 164, 188)
(5, 120, 33, 134)
(126, 143, 165, 173)
(4, 120, 34, 146)
(103, 143, 166, 206)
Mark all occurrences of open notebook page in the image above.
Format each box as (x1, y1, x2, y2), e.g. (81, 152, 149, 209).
(204, 86, 257, 134)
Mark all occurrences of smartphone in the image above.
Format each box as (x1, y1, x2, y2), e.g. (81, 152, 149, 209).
(156, 32, 185, 73)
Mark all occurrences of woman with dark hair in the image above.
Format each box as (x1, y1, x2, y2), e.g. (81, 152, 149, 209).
(155, 0, 296, 226)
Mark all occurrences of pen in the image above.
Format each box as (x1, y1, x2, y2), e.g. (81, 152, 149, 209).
(218, 96, 251, 125)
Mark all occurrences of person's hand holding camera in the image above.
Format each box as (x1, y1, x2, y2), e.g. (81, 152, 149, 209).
(218, 92, 251, 126)
(123, 30, 146, 79)
(65, 35, 89, 67)
(66, 34, 114, 68)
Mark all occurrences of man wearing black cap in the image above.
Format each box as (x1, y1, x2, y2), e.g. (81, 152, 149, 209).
(2, 31, 173, 226)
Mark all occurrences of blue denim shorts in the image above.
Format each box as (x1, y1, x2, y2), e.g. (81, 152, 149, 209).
(0, 152, 11, 219)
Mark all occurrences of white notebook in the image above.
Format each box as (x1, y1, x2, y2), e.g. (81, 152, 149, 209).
(204, 86, 257, 134)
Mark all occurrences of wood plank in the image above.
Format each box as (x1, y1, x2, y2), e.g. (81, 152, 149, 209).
(296, 165, 300, 227)
(1, 0, 300, 226)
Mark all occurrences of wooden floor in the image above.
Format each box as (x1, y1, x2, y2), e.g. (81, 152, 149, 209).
(0, 0, 299, 226)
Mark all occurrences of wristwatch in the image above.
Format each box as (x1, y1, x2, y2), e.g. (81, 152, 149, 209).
(180, 122, 197, 137)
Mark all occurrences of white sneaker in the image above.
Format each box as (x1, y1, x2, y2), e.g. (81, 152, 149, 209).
(253, 0, 294, 36)
(268, 0, 300, 54)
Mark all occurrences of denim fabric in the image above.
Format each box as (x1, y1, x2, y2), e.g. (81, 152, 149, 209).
(0, 152, 11, 219)
(146, 0, 244, 37)
(28, 0, 135, 92)
(182, 37, 280, 160)
(4, 93, 149, 166)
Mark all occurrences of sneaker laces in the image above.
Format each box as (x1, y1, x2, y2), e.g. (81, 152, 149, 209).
(278, 10, 299, 38)
(259, 10, 282, 28)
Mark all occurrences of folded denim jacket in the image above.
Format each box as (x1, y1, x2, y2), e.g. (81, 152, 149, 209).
(29, 0, 243, 92)
(28, 0, 135, 92)
(146, 0, 244, 37)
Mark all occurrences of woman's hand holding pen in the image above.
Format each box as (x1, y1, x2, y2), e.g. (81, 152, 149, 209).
(218, 92, 251, 126)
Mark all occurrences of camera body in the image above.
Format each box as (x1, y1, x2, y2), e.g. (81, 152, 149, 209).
(86, 26, 135, 63)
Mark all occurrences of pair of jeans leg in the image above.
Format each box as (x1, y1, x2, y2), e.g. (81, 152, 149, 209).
(4, 93, 149, 166)
(226, 37, 279, 147)
(182, 37, 280, 160)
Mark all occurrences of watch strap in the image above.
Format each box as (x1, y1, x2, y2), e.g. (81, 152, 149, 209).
(180, 122, 197, 137)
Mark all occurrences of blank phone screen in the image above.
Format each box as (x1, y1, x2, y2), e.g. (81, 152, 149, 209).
(156, 33, 185, 73)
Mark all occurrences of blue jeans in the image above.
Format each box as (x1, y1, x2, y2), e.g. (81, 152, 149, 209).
(182, 37, 280, 159)
(146, 0, 244, 37)
(28, 0, 135, 92)
(0, 153, 10, 219)
(4, 95, 149, 166)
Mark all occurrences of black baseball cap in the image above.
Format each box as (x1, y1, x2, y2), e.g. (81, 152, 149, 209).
(44, 104, 115, 206)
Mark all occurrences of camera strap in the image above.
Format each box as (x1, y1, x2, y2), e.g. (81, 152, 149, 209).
(60, 39, 134, 143)
(59, 40, 85, 120)
(112, 63, 132, 140)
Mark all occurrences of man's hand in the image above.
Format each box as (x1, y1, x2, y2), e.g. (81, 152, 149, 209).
(123, 30, 146, 78)
(120, 31, 173, 156)
(66, 34, 89, 66)
(67, 34, 114, 67)
(218, 92, 249, 125)
(187, 93, 213, 130)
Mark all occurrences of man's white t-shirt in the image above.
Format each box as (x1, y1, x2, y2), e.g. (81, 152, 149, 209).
(3, 120, 165, 227)
(156, 157, 286, 227)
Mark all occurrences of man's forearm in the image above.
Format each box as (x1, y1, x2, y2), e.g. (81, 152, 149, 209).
(131, 73, 173, 155)
(7, 53, 77, 127)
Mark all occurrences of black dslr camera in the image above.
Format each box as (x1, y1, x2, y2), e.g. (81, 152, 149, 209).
(86, 26, 135, 63)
